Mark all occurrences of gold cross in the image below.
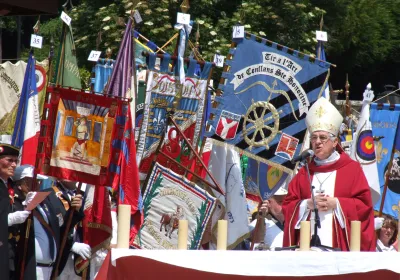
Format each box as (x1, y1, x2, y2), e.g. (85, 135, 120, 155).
(315, 106, 326, 118)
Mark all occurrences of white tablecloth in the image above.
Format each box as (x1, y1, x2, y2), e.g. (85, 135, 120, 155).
(110, 249, 400, 277)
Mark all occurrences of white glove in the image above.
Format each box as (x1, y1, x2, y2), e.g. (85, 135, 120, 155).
(8, 210, 31, 226)
(374, 217, 384, 230)
(71, 242, 92, 260)
(22, 191, 37, 206)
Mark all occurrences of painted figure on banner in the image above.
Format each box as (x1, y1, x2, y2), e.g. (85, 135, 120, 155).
(38, 87, 124, 186)
(160, 205, 184, 238)
(72, 116, 90, 160)
(282, 97, 376, 251)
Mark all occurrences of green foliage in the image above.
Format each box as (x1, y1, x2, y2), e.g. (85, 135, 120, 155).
(189, 200, 208, 249)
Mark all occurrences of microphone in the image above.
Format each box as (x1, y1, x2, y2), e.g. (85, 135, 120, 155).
(291, 149, 314, 164)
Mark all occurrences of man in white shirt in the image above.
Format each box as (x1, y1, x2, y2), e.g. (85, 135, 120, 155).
(249, 187, 287, 250)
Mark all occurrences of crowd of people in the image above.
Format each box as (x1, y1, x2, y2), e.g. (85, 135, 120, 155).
(0, 98, 399, 280)
(0, 144, 116, 280)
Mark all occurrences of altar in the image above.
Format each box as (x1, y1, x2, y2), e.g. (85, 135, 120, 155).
(96, 249, 400, 280)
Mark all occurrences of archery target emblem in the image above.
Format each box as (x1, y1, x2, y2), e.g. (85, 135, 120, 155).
(356, 130, 376, 162)
(35, 65, 46, 92)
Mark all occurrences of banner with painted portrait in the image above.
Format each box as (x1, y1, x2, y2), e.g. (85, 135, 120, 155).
(36, 86, 126, 185)
(134, 163, 216, 249)
(205, 35, 330, 175)
(136, 54, 212, 177)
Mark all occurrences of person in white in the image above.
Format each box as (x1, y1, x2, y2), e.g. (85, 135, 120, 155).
(375, 216, 398, 252)
(249, 187, 287, 250)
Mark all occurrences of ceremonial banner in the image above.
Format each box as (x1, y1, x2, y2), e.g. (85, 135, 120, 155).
(370, 103, 400, 216)
(137, 54, 212, 176)
(0, 59, 48, 134)
(109, 105, 143, 243)
(93, 59, 114, 94)
(37, 86, 126, 185)
(135, 163, 216, 249)
(105, 18, 133, 98)
(350, 101, 380, 205)
(205, 35, 330, 174)
(206, 145, 250, 249)
(383, 125, 400, 219)
(54, 23, 81, 89)
(244, 157, 290, 201)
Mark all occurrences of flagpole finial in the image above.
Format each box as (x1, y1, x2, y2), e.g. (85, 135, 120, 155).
(180, 0, 190, 13)
(62, 0, 74, 12)
(106, 47, 112, 59)
(319, 14, 324, 31)
(33, 17, 40, 34)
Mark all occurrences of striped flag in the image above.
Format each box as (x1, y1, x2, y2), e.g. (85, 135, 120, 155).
(11, 52, 40, 165)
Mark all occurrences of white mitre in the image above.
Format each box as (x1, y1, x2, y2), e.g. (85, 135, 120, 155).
(305, 97, 343, 135)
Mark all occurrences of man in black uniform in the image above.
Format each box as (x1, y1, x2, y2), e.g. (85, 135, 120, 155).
(0, 144, 31, 279)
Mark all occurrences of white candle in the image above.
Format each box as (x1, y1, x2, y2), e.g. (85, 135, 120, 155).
(217, 220, 228, 250)
(116, 204, 131, 249)
(177, 220, 188, 250)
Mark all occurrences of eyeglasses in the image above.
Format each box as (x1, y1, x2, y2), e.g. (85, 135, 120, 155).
(310, 135, 333, 143)
(0, 157, 19, 165)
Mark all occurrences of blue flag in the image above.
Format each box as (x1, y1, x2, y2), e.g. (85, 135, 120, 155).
(206, 35, 330, 175)
(370, 103, 400, 217)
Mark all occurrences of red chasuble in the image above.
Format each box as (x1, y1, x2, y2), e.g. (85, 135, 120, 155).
(282, 151, 376, 251)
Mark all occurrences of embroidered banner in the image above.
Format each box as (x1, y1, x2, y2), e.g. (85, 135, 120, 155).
(205, 35, 330, 174)
(0, 60, 48, 134)
(37, 86, 127, 185)
(136, 54, 212, 176)
(370, 104, 400, 217)
(134, 163, 216, 249)
(244, 157, 290, 200)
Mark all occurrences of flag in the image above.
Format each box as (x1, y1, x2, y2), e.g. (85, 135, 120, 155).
(370, 103, 400, 216)
(378, 121, 400, 218)
(105, 18, 133, 98)
(350, 100, 380, 205)
(206, 144, 250, 249)
(109, 104, 142, 243)
(74, 184, 112, 276)
(54, 23, 81, 88)
(11, 52, 40, 165)
(206, 36, 330, 175)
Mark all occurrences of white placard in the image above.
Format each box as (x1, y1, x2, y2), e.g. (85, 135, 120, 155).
(61, 11, 72, 26)
(133, 10, 143, 24)
(232, 25, 244, 39)
(177, 12, 190, 25)
(363, 87, 374, 102)
(213, 54, 224, 67)
(30, 34, 43, 49)
(316, 30, 328, 42)
(87, 50, 102, 62)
